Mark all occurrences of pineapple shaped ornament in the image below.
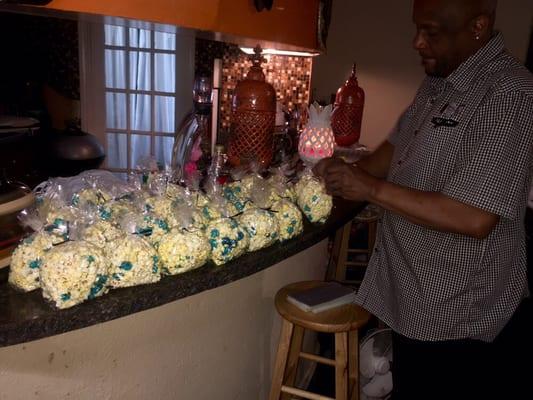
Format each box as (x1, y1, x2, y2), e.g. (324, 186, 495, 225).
(298, 102, 335, 167)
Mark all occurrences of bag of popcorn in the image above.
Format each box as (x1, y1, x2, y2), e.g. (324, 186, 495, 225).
(294, 170, 333, 224)
(39, 240, 109, 309)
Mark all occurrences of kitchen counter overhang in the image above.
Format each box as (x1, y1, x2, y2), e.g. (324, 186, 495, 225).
(0, 199, 365, 348)
(0, 0, 321, 53)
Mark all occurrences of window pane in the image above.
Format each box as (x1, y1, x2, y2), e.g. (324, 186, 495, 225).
(155, 31, 176, 50)
(155, 53, 175, 93)
(129, 51, 151, 91)
(106, 92, 127, 129)
(105, 49, 126, 89)
(130, 134, 151, 168)
(130, 94, 151, 131)
(105, 25, 125, 46)
(154, 136, 174, 167)
(106, 133, 128, 169)
(154, 96, 175, 133)
(129, 28, 151, 49)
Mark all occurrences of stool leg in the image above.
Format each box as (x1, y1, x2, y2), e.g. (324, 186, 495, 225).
(335, 332, 349, 400)
(348, 330, 359, 400)
(281, 325, 305, 400)
(269, 319, 294, 400)
(326, 224, 345, 280)
(334, 222, 352, 282)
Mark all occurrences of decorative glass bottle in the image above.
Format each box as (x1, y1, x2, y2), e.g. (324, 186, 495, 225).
(227, 46, 276, 168)
(331, 63, 365, 147)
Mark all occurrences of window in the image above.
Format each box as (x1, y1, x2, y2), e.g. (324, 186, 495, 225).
(79, 21, 195, 176)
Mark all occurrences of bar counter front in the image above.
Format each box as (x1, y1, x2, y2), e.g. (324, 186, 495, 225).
(0, 199, 364, 399)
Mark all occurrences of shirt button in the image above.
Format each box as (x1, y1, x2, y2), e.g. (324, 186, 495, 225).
(397, 160, 403, 165)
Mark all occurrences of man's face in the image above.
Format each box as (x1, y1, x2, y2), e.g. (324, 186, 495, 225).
(412, 0, 475, 77)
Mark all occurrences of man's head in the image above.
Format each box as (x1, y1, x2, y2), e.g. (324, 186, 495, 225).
(413, 0, 497, 77)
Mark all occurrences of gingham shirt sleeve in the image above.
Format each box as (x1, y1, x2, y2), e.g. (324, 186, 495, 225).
(442, 91, 533, 220)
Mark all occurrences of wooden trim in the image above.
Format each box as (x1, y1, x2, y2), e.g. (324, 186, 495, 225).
(39, 0, 320, 51)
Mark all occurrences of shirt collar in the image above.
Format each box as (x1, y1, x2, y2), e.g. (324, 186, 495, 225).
(445, 31, 505, 92)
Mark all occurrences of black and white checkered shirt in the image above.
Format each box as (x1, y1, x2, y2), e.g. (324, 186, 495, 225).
(355, 32, 533, 342)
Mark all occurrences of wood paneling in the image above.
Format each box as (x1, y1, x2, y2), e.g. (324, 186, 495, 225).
(37, 0, 319, 51)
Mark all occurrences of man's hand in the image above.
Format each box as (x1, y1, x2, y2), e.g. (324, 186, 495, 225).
(313, 158, 378, 202)
(312, 157, 341, 179)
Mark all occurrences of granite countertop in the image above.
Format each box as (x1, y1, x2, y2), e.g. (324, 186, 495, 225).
(0, 199, 365, 348)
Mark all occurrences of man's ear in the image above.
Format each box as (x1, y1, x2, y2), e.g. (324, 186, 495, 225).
(471, 14, 491, 39)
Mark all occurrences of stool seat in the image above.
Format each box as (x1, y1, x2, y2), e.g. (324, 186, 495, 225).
(275, 281, 371, 333)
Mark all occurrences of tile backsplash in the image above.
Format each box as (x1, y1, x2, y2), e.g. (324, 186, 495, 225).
(196, 39, 313, 131)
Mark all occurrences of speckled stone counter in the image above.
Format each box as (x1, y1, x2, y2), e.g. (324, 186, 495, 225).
(0, 199, 365, 348)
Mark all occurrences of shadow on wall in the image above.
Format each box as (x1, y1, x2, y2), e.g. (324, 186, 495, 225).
(311, 0, 533, 151)
(311, 0, 423, 150)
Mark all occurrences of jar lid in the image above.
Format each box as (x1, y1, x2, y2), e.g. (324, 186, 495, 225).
(335, 63, 364, 105)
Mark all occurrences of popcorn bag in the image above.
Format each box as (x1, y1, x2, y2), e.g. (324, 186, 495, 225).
(268, 162, 297, 203)
(271, 199, 303, 242)
(295, 170, 333, 224)
(40, 241, 110, 309)
(238, 208, 279, 252)
(206, 218, 249, 265)
(158, 229, 211, 275)
(6, 151, 335, 309)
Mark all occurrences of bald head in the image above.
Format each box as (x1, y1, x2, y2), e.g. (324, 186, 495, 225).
(413, 0, 498, 77)
(415, 0, 497, 32)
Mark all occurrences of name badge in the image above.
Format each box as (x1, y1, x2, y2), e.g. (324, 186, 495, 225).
(431, 117, 459, 128)
(432, 102, 464, 128)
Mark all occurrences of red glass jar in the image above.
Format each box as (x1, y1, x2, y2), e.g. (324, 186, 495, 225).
(228, 46, 276, 168)
(331, 63, 365, 147)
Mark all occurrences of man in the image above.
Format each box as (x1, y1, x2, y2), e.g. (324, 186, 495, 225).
(314, 0, 533, 398)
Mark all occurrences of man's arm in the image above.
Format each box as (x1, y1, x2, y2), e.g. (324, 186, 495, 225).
(314, 140, 395, 179)
(356, 140, 395, 179)
(314, 160, 499, 240)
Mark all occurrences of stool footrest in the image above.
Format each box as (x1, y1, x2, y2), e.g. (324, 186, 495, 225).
(347, 249, 370, 254)
(299, 351, 336, 367)
(281, 385, 335, 400)
(345, 261, 369, 267)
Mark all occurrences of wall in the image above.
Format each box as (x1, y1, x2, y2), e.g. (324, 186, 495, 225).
(0, 241, 328, 400)
(312, 0, 533, 150)
(0, 13, 79, 120)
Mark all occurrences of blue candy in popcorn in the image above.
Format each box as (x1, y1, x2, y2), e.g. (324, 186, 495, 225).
(206, 218, 249, 265)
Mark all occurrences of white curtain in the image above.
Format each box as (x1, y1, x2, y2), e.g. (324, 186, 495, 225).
(103, 25, 195, 170)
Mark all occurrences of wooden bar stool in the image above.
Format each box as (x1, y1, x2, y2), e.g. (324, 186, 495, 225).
(269, 281, 371, 400)
(326, 205, 380, 285)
